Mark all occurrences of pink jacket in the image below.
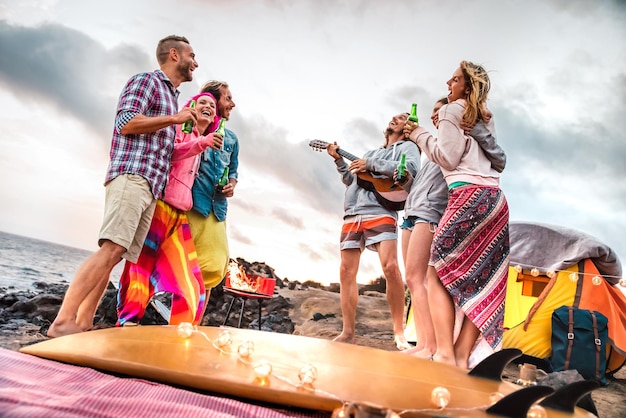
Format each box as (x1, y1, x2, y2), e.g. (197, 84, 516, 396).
(163, 125, 215, 211)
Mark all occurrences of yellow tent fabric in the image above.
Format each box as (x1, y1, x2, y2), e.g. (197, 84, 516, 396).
(503, 266, 579, 359)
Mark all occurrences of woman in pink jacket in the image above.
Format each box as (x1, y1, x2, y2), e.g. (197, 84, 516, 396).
(117, 92, 223, 326)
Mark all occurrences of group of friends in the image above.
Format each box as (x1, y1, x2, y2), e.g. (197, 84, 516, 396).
(326, 61, 509, 369)
(47, 33, 509, 370)
(47, 35, 238, 338)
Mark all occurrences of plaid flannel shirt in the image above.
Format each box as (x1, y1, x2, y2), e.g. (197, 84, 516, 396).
(105, 69, 180, 199)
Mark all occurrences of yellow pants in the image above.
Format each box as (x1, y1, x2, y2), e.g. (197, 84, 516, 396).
(187, 210, 229, 290)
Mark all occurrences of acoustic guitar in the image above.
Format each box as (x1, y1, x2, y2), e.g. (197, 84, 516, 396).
(308, 139, 407, 210)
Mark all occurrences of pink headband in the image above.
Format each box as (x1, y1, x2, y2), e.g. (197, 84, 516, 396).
(185, 92, 221, 133)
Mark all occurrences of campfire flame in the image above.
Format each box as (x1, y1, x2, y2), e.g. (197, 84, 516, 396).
(227, 260, 260, 293)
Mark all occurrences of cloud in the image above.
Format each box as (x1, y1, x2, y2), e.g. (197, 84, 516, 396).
(271, 207, 304, 229)
(228, 115, 346, 216)
(229, 224, 253, 245)
(0, 20, 150, 137)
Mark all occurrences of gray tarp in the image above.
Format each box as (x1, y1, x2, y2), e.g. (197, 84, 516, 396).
(509, 221, 622, 284)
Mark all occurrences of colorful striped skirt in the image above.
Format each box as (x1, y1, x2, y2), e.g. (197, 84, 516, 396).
(117, 200, 206, 326)
(431, 184, 509, 351)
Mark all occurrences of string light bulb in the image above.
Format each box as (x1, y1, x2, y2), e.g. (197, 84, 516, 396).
(237, 340, 255, 358)
(530, 268, 540, 277)
(298, 365, 318, 385)
(620, 279, 626, 288)
(253, 359, 273, 379)
(515, 265, 523, 273)
(569, 272, 579, 283)
(527, 404, 547, 418)
(546, 270, 556, 279)
(177, 322, 194, 338)
(331, 405, 348, 418)
(592, 275, 602, 286)
(216, 330, 233, 348)
(431, 386, 451, 409)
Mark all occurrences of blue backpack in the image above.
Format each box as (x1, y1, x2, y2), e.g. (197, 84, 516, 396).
(550, 305, 608, 385)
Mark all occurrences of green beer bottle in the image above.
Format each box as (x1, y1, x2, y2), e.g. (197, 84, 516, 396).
(396, 153, 407, 185)
(217, 167, 229, 192)
(181, 100, 196, 134)
(408, 103, 419, 124)
(215, 118, 226, 137)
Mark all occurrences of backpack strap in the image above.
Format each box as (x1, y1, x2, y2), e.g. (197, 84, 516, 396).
(564, 307, 575, 370)
(591, 311, 601, 381)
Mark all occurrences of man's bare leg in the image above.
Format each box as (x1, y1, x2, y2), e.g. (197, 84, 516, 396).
(377, 240, 411, 350)
(333, 248, 360, 344)
(76, 274, 114, 331)
(48, 241, 124, 338)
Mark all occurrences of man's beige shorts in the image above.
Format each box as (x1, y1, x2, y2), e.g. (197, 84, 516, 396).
(98, 174, 156, 263)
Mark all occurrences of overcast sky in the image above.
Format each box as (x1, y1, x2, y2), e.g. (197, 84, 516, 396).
(0, 0, 624, 285)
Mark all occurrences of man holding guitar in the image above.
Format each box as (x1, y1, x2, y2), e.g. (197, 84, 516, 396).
(322, 112, 420, 350)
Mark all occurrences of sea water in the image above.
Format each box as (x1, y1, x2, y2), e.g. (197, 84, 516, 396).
(0, 231, 122, 293)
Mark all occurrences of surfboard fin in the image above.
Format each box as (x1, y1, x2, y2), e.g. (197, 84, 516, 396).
(486, 385, 554, 418)
(468, 348, 522, 381)
(539, 380, 600, 413)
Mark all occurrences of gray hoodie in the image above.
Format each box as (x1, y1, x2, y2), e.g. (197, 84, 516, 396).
(334, 140, 420, 219)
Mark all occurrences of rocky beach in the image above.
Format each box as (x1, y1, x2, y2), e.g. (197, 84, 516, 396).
(1, 258, 624, 417)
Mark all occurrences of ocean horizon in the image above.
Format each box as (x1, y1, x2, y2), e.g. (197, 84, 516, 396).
(0, 230, 124, 293)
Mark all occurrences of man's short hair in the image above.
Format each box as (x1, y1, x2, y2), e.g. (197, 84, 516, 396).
(200, 80, 229, 102)
(156, 35, 190, 65)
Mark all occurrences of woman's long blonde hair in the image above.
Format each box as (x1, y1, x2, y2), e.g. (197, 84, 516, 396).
(460, 60, 490, 125)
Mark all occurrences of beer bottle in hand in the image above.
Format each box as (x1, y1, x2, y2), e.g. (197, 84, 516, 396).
(215, 118, 226, 137)
(408, 103, 419, 124)
(181, 100, 196, 134)
(217, 167, 229, 192)
(396, 153, 407, 185)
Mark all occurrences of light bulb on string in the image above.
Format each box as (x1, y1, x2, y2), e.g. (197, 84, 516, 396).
(216, 330, 233, 348)
(569, 272, 579, 283)
(430, 386, 451, 409)
(514, 265, 523, 273)
(237, 340, 255, 358)
(177, 322, 194, 338)
(331, 404, 348, 418)
(527, 404, 547, 418)
(620, 278, 626, 288)
(298, 365, 318, 385)
(547, 270, 556, 279)
(253, 359, 273, 379)
(592, 275, 602, 286)
(530, 268, 540, 277)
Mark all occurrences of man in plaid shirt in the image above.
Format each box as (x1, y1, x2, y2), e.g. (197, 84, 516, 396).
(49, 35, 199, 338)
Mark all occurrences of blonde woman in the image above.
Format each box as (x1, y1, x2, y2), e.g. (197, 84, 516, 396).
(406, 61, 509, 368)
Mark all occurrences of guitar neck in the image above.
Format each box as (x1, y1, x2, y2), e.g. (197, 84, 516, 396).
(337, 148, 359, 161)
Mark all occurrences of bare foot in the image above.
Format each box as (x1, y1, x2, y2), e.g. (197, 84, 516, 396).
(394, 334, 412, 350)
(403, 346, 434, 359)
(401, 345, 423, 355)
(333, 332, 356, 344)
(47, 321, 84, 338)
(432, 352, 457, 367)
(455, 359, 469, 370)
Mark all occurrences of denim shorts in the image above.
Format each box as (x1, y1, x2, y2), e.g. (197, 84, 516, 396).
(400, 215, 437, 231)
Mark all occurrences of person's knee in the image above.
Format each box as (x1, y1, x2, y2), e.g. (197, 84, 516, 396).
(96, 241, 125, 266)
